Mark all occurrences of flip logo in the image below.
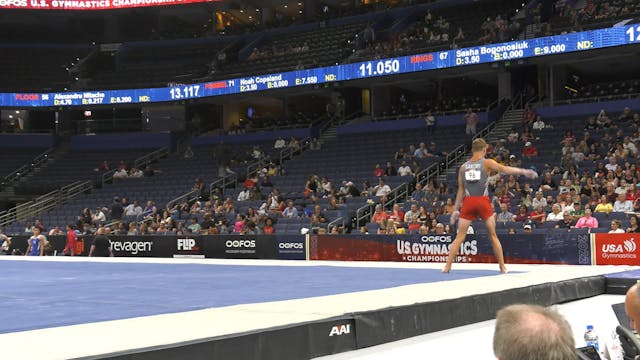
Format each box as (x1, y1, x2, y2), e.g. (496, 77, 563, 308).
(177, 238, 196, 251)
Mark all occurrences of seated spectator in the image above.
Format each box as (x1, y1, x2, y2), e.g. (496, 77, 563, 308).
(129, 167, 143, 178)
(373, 178, 391, 200)
(574, 208, 598, 229)
(532, 191, 547, 209)
(529, 205, 546, 224)
(385, 161, 397, 176)
(388, 204, 404, 225)
(514, 206, 529, 223)
(98, 160, 110, 171)
(594, 195, 613, 214)
(522, 141, 538, 158)
(555, 212, 575, 229)
(187, 218, 201, 234)
(371, 204, 388, 224)
(609, 219, 626, 233)
(48, 226, 64, 236)
(274, 137, 286, 149)
(569, 202, 585, 221)
(398, 161, 413, 177)
(614, 193, 634, 212)
(627, 215, 640, 233)
(237, 187, 251, 201)
(124, 200, 143, 217)
(92, 207, 106, 224)
(282, 201, 298, 218)
(496, 203, 515, 223)
(427, 142, 447, 157)
(523, 223, 533, 233)
(532, 115, 545, 131)
(414, 142, 429, 158)
(410, 183, 425, 201)
(113, 168, 128, 179)
(546, 204, 564, 222)
(434, 223, 446, 235)
(372, 164, 385, 177)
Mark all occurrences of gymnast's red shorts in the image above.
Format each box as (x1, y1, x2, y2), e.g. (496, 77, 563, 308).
(460, 196, 493, 221)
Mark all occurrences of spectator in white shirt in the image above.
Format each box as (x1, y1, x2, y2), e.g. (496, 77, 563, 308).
(613, 193, 634, 212)
(398, 161, 413, 177)
(532, 191, 546, 209)
(124, 200, 143, 217)
(282, 201, 298, 218)
(373, 178, 391, 200)
(274, 137, 286, 149)
(546, 204, 564, 222)
(624, 137, 638, 157)
(605, 157, 619, 172)
(609, 219, 626, 233)
(532, 115, 546, 131)
(237, 187, 251, 201)
(92, 207, 106, 224)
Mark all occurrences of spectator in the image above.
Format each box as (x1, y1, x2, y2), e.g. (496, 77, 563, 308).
(555, 212, 575, 229)
(48, 226, 64, 236)
(574, 208, 598, 229)
(609, 219, 626, 233)
(274, 137, 286, 149)
(92, 207, 106, 224)
(372, 164, 385, 177)
(627, 215, 640, 233)
(546, 204, 564, 222)
(514, 205, 530, 223)
(113, 168, 128, 179)
(0, 227, 11, 255)
(414, 142, 429, 158)
(124, 200, 143, 217)
(493, 304, 575, 360)
(398, 161, 413, 177)
(388, 204, 404, 225)
(263, 218, 275, 234)
(373, 178, 391, 200)
(237, 187, 251, 201)
(425, 111, 436, 133)
(282, 201, 298, 218)
(529, 205, 546, 224)
(109, 197, 124, 221)
(522, 141, 538, 158)
(496, 203, 515, 223)
(532, 115, 546, 131)
(614, 193, 634, 212)
(594, 195, 613, 214)
(464, 108, 479, 135)
(129, 167, 143, 178)
(371, 204, 388, 224)
(385, 161, 397, 176)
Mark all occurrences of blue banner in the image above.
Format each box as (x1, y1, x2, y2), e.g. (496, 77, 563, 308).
(1, 25, 639, 107)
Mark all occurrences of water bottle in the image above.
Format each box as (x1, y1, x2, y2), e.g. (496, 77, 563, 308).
(584, 325, 599, 351)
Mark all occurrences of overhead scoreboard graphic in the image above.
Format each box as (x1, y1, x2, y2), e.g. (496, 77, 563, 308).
(1, 25, 639, 108)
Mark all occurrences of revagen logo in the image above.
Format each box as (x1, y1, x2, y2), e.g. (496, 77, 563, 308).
(329, 324, 351, 337)
(14, 93, 39, 101)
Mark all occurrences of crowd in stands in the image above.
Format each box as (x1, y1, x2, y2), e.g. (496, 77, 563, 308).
(363, 104, 640, 235)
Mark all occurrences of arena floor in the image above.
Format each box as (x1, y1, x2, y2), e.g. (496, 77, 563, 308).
(0, 257, 634, 359)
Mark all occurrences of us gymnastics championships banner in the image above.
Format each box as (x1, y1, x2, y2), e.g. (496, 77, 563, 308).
(309, 232, 590, 265)
(0, 0, 218, 10)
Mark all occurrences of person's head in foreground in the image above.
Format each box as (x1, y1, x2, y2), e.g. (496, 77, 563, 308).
(493, 304, 575, 360)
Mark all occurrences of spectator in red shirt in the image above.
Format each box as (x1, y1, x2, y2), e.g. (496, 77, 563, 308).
(63, 224, 78, 256)
(262, 218, 274, 234)
(371, 204, 388, 224)
(388, 204, 404, 225)
(514, 205, 530, 222)
(529, 205, 546, 224)
(373, 164, 385, 177)
(522, 141, 538, 158)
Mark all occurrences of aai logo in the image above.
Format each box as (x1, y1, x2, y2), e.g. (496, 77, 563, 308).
(329, 324, 351, 337)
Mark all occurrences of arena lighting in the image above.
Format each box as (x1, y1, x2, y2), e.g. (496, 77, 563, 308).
(1, 25, 639, 108)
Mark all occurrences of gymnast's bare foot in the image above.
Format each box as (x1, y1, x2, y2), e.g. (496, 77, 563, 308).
(442, 263, 451, 273)
(500, 266, 508, 274)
